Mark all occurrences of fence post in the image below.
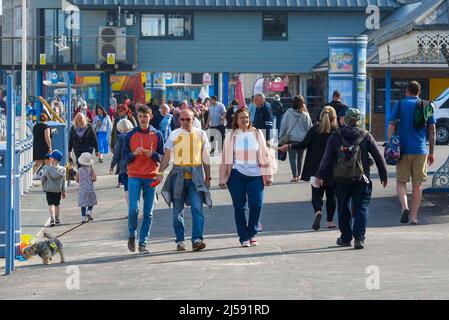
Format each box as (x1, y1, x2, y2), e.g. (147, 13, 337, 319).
(5, 75, 16, 275)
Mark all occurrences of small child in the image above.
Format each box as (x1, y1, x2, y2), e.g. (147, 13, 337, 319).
(41, 150, 66, 227)
(76, 152, 98, 223)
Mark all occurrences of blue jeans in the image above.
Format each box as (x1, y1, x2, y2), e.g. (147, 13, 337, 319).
(227, 169, 264, 243)
(275, 114, 283, 133)
(128, 177, 156, 246)
(335, 181, 372, 242)
(172, 177, 204, 244)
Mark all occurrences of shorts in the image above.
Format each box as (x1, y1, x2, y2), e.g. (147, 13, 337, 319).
(119, 173, 129, 192)
(396, 154, 428, 184)
(46, 192, 62, 206)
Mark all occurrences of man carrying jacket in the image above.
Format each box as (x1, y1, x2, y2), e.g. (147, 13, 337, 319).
(315, 108, 388, 250)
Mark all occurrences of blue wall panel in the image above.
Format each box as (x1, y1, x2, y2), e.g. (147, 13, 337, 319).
(32, 0, 61, 8)
(76, 11, 367, 73)
(129, 12, 367, 73)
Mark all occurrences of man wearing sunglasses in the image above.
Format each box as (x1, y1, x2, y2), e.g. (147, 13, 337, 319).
(157, 110, 212, 252)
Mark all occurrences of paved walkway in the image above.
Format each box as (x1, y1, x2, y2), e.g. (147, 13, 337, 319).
(1, 145, 449, 299)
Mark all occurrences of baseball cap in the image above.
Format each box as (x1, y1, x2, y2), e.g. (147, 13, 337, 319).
(344, 108, 361, 126)
(46, 150, 63, 162)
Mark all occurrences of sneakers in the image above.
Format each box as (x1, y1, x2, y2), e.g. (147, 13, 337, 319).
(138, 244, 150, 255)
(81, 216, 89, 224)
(127, 237, 136, 252)
(177, 241, 187, 251)
(49, 218, 56, 227)
(400, 209, 410, 224)
(87, 215, 94, 222)
(241, 240, 250, 247)
(354, 240, 365, 250)
(192, 240, 206, 251)
(336, 237, 352, 247)
(250, 238, 258, 247)
(55, 218, 60, 225)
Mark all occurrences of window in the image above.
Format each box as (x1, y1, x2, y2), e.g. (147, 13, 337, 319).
(141, 13, 193, 39)
(141, 14, 166, 37)
(38, 9, 81, 64)
(262, 13, 288, 40)
(168, 14, 192, 38)
(374, 79, 429, 113)
(441, 98, 449, 109)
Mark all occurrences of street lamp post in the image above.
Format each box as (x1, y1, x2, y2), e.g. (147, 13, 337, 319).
(22, 0, 27, 140)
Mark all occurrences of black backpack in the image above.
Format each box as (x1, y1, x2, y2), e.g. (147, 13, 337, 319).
(334, 128, 369, 184)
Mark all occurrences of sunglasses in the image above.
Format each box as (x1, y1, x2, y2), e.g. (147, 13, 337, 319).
(180, 118, 192, 122)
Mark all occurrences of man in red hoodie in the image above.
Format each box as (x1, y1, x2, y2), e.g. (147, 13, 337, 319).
(124, 105, 165, 254)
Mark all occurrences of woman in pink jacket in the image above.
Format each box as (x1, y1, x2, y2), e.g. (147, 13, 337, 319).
(219, 108, 276, 247)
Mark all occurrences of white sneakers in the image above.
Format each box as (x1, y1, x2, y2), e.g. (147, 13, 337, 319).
(250, 238, 258, 246)
(177, 241, 187, 251)
(241, 238, 258, 247)
(241, 241, 251, 247)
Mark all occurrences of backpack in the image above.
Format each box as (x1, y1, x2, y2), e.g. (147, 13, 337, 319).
(384, 100, 402, 165)
(413, 99, 435, 130)
(334, 128, 369, 184)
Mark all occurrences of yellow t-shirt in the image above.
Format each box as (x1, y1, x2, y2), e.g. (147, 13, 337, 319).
(165, 128, 209, 179)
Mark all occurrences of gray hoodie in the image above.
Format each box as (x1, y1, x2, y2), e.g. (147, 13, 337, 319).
(279, 108, 313, 143)
(41, 165, 66, 193)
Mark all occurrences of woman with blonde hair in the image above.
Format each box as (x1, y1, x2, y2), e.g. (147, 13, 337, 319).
(219, 108, 276, 247)
(279, 106, 338, 230)
(69, 112, 99, 168)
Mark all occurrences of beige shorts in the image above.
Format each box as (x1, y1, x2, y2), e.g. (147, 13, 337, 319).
(396, 155, 428, 184)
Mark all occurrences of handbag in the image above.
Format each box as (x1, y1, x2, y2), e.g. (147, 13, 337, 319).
(278, 113, 305, 160)
(384, 100, 401, 165)
(278, 149, 287, 161)
(66, 158, 78, 181)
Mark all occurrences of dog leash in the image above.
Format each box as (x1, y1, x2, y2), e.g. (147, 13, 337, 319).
(54, 223, 85, 239)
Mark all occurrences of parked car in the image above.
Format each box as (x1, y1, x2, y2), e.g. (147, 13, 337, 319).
(433, 88, 449, 145)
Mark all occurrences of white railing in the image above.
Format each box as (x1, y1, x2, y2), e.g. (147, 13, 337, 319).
(0, 114, 6, 142)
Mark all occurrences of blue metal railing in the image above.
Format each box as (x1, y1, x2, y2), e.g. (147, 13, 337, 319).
(2, 75, 34, 275)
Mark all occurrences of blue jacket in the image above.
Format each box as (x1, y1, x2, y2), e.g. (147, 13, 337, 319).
(253, 102, 274, 141)
(110, 133, 128, 175)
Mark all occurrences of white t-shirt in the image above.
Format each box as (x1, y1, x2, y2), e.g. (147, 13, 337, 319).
(232, 130, 261, 177)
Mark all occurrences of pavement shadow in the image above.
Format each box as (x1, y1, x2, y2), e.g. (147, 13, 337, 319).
(17, 245, 353, 271)
(146, 194, 449, 240)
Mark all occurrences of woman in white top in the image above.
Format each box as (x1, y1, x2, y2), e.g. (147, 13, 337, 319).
(92, 105, 112, 163)
(219, 108, 276, 247)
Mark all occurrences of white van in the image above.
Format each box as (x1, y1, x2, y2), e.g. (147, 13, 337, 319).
(433, 87, 449, 144)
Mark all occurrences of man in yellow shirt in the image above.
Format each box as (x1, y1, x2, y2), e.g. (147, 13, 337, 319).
(157, 110, 211, 252)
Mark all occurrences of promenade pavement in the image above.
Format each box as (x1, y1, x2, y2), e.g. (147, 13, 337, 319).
(1, 145, 449, 299)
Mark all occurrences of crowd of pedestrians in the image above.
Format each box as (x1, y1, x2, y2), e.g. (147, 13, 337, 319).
(30, 80, 437, 255)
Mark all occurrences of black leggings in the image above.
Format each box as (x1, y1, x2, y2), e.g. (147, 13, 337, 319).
(81, 206, 93, 217)
(311, 185, 336, 222)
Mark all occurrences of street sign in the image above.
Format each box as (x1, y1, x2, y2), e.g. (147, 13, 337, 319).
(107, 53, 116, 65)
(40, 54, 46, 65)
(203, 73, 212, 86)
